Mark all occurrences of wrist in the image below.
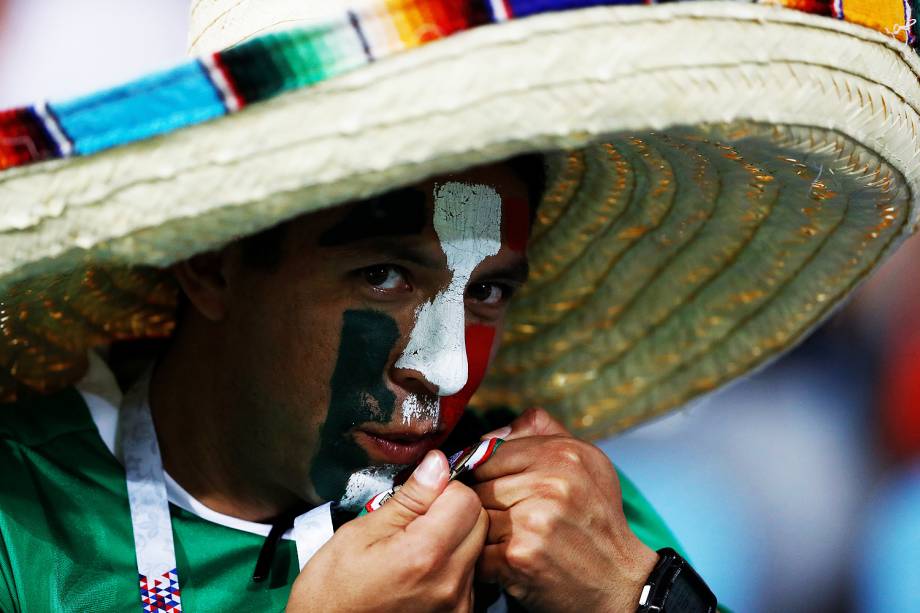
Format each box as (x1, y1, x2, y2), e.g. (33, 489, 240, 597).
(600, 540, 659, 613)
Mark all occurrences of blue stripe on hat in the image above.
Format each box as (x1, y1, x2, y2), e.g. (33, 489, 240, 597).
(50, 61, 227, 156)
(509, 0, 640, 18)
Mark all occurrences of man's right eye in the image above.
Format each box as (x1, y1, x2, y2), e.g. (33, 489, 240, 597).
(361, 265, 411, 292)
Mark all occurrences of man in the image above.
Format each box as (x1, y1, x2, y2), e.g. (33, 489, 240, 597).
(2, 1, 916, 611)
(0, 158, 688, 612)
(158, 159, 666, 610)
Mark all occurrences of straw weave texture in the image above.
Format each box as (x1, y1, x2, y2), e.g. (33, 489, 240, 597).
(1, 3, 918, 436)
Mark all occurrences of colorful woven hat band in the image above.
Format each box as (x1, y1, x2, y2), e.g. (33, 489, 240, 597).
(1, 0, 918, 172)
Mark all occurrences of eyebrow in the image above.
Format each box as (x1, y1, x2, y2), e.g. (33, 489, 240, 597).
(318, 188, 427, 246)
(338, 237, 445, 271)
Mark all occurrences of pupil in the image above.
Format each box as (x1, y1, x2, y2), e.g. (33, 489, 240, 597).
(366, 267, 388, 285)
(471, 283, 492, 301)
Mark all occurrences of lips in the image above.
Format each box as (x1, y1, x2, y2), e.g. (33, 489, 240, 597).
(353, 426, 441, 465)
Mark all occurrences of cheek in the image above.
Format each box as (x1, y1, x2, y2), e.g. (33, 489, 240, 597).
(440, 324, 496, 431)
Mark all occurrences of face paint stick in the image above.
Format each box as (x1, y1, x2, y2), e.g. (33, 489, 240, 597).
(356, 438, 504, 516)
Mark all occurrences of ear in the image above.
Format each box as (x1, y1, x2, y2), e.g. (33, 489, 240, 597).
(172, 250, 232, 322)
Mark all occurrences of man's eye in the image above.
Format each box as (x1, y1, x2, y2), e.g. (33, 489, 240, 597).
(466, 282, 510, 305)
(362, 265, 410, 291)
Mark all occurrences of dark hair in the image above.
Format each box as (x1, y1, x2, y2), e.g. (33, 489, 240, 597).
(240, 153, 547, 269)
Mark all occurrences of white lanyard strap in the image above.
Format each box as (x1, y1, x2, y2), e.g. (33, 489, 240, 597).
(118, 371, 183, 613)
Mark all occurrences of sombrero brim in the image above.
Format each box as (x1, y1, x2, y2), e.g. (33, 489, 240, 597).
(1, 2, 918, 438)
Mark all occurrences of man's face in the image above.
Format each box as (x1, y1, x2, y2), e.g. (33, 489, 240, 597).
(218, 163, 530, 509)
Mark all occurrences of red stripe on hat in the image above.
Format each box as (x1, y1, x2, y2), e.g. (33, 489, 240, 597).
(211, 52, 246, 111)
(0, 108, 58, 169)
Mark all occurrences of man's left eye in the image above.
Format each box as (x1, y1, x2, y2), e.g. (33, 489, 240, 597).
(362, 265, 410, 291)
(466, 283, 509, 305)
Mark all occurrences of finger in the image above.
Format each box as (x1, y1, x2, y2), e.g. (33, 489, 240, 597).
(373, 450, 448, 532)
(481, 407, 570, 442)
(471, 437, 548, 482)
(473, 473, 535, 511)
(453, 550, 480, 613)
(476, 542, 512, 586)
(484, 508, 512, 545)
(451, 506, 489, 565)
(405, 481, 483, 552)
(443, 507, 490, 603)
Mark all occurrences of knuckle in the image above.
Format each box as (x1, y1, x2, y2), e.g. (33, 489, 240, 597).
(506, 583, 529, 603)
(547, 439, 584, 468)
(392, 485, 430, 516)
(521, 507, 556, 537)
(537, 475, 573, 503)
(409, 542, 442, 575)
(585, 442, 613, 467)
(505, 539, 540, 574)
(433, 577, 464, 608)
(532, 407, 553, 429)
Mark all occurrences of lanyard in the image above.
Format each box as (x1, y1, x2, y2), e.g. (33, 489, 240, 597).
(117, 371, 183, 613)
(116, 370, 334, 613)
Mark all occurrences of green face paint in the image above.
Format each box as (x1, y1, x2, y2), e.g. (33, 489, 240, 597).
(310, 309, 400, 503)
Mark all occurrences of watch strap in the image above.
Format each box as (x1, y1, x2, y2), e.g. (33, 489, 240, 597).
(637, 547, 717, 612)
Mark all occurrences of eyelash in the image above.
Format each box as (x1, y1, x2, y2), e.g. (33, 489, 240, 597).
(361, 264, 411, 292)
(466, 282, 514, 306)
(359, 264, 516, 306)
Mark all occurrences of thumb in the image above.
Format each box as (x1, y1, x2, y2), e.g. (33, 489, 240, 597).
(375, 450, 449, 529)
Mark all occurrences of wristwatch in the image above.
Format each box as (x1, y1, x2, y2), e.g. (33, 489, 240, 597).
(636, 547, 717, 612)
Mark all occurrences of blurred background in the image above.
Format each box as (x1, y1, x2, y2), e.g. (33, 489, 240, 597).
(2, 1, 918, 611)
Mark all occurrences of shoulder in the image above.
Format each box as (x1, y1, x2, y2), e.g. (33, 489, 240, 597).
(0, 388, 136, 613)
(0, 384, 126, 526)
(0, 387, 96, 449)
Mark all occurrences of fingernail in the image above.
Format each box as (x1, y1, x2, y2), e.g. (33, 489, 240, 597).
(481, 425, 512, 440)
(414, 451, 444, 488)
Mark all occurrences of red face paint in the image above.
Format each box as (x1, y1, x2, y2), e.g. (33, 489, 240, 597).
(439, 324, 496, 435)
(502, 196, 530, 253)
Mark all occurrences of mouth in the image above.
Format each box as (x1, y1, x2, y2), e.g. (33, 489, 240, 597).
(353, 425, 442, 465)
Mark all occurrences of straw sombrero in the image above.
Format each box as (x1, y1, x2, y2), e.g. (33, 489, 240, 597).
(1, 0, 918, 439)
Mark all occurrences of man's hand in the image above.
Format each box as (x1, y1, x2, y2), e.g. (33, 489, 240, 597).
(473, 408, 659, 612)
(287, 450, 488, 612)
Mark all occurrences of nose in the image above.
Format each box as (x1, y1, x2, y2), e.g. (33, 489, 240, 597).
(394, 292, 468, 397)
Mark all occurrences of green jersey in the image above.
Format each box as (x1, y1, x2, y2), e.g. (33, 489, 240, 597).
(0, 387, 684, 612)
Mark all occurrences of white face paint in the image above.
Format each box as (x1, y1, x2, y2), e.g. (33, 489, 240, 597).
(339, 464, 401, 512)
(395, 182, 503, 405)
(401, 392, 439, 425)
(339, 183, 503, 509)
